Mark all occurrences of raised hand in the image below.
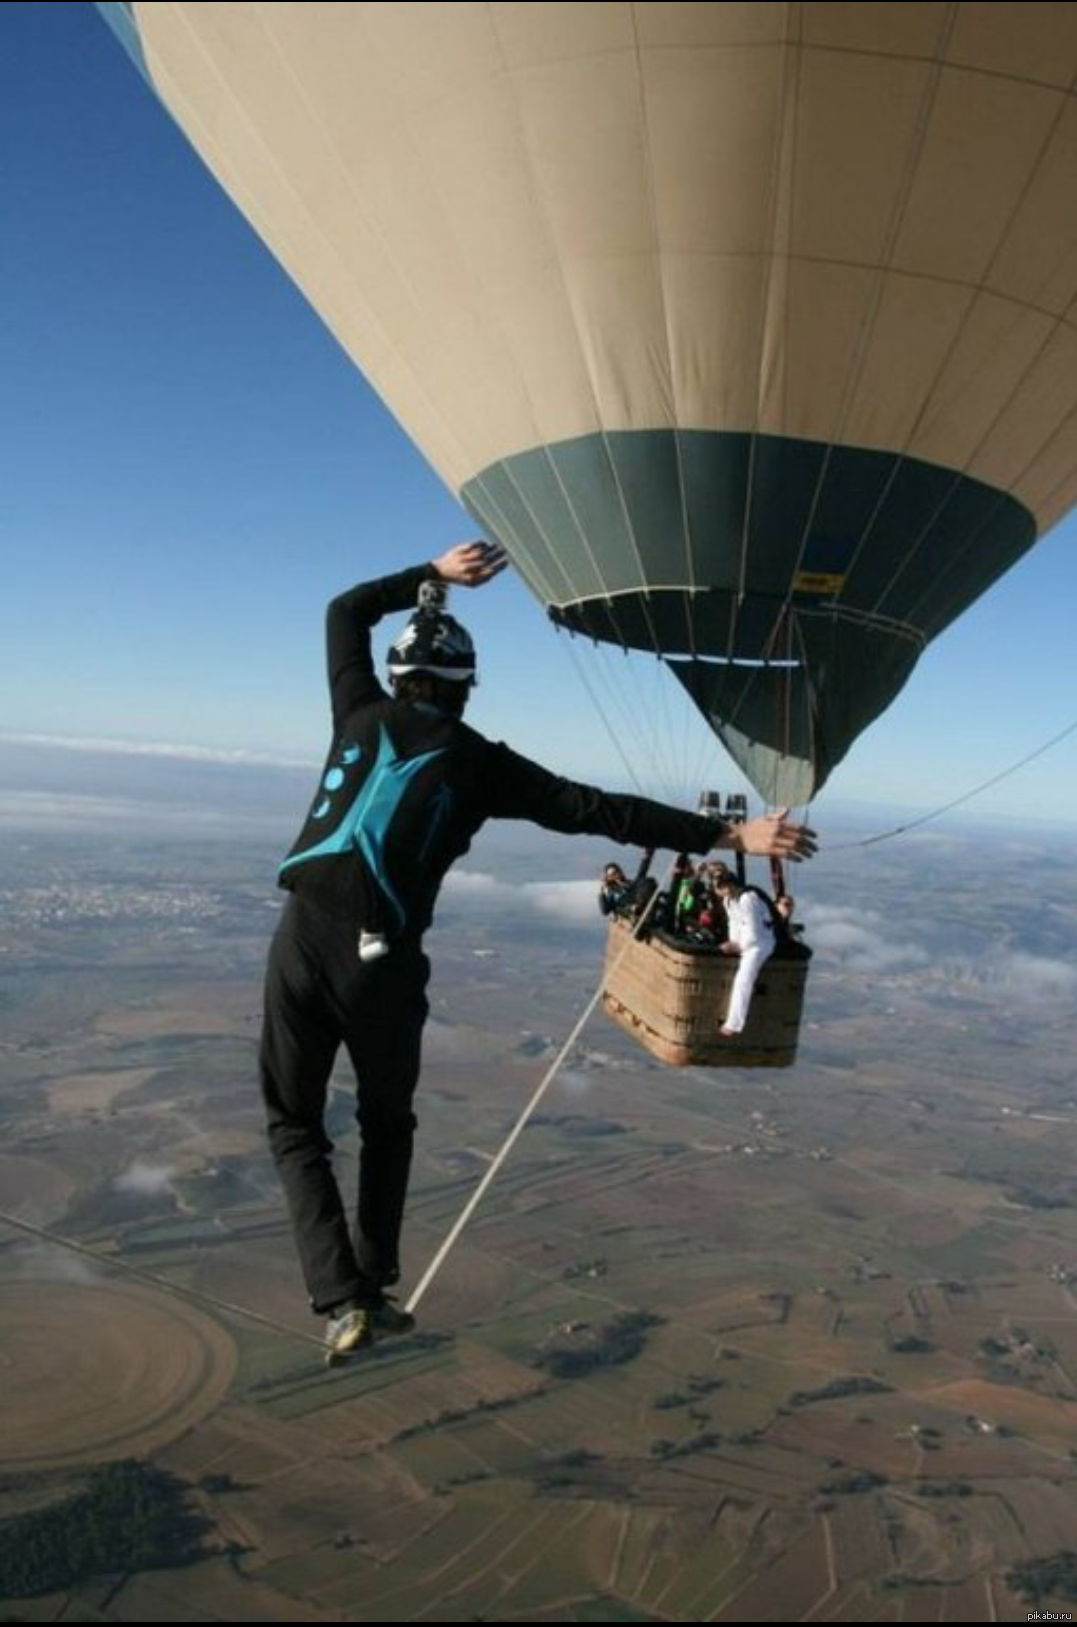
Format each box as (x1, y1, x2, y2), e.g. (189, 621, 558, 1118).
(433, 541, 508, 588)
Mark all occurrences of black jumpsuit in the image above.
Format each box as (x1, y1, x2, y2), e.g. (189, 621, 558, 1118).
(260, 564, 719, 1314)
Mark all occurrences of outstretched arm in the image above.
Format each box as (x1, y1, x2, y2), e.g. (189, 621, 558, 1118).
(486, 746, 721, 853)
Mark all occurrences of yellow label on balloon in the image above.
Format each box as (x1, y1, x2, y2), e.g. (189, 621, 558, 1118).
(792, 570, 845, 597)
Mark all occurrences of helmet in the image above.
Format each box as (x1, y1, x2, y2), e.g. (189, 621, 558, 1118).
(387, 604, 477, 684)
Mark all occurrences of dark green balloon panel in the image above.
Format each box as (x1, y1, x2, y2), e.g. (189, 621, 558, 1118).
(462, 432, 1035, 802)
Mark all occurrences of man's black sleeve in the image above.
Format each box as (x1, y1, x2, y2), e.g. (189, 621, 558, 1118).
(484, 742, 721, 853)
(326, 563, 433, 731)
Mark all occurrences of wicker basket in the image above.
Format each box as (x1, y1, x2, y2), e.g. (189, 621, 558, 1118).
(602, 917, 808, 1068)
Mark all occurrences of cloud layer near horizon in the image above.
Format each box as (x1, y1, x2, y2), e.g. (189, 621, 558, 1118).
(442, 877, 1077, 1009)
(0, 731, 317, 769)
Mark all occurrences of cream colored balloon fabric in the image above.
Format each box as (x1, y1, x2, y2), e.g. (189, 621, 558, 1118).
(112, 2, 1077, 798)
(125, 1, 1077, 522)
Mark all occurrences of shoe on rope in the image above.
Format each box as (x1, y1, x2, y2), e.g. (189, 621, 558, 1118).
(324, 1303, 373, 1367)
(370, 1293, 415, 1338)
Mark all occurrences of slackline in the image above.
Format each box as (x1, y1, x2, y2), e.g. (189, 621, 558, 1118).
(0, 879, 667, 1336)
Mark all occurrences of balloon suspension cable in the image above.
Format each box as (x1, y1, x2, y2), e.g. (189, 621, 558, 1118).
(0, 1207, 326, 1351)
(406, 861, 672, 1317)
(830, 713, 1077, 851)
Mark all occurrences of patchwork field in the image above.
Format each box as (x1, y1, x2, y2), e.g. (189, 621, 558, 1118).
(0, 1280, 237, 1470)
(2, 822, 1077, 1619)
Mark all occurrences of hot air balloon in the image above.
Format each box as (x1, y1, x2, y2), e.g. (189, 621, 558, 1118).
(98, 1, 1077, 807)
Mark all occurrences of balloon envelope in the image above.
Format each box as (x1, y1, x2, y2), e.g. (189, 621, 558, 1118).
(99, 2, 1077, 800)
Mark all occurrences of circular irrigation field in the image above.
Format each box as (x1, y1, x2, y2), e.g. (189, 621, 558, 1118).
(0, 1280, 237, 1471)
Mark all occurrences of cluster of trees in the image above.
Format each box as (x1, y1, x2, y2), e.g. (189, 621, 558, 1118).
(649, 1434, 721, 1461)
(653, 1373, 724, 1411)
(817, 1469, 888, 1497)
(397, 1391, 523, 1442)
(788, 1376, 893, 1407)
(533, 1113, 626, 1139)
(434, 1469, 492, 1492)
(534, 1311, 663, 1380)
(562, 1258, 608, 1282)
(1007, 1552, 1077, 1603)
(535, 1449, 606, 1491)
(0, 1460, 210, 1599)
(1005, 1185, 1071, 1211)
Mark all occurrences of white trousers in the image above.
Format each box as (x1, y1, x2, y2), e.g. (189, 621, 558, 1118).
(724, 946, 770, 1033)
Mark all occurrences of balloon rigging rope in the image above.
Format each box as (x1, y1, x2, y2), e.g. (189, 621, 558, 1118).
(829, 712, 1077, 850)
(561, 636, 650, 795)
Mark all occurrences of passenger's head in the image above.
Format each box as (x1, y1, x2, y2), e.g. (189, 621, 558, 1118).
(714, 875, 742, 900)
(388, 600, 476, 717)
(604, 864, 627, 885)
(775, 894, 795, 919)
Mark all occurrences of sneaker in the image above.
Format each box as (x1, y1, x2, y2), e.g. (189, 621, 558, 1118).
(324, 1304, 373, 1367)
(370, 1293, 415, 1338)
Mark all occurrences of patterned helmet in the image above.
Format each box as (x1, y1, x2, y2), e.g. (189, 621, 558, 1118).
(387, 604, 477, 684)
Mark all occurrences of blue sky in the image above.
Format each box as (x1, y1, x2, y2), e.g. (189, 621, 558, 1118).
(3, 1, 1075, 822)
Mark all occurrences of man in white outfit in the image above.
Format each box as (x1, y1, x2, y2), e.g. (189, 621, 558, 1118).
(715, 876, 776, 1036)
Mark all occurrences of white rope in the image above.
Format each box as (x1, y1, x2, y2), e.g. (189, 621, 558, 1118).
(1, 879, 667, 1348)
(829, 713, 1077, 851)
(406, 874, 670, 1315)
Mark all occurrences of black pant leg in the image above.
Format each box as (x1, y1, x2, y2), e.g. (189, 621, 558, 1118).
(259, 901, 373, 1314)
(338, 950, 429, 1289)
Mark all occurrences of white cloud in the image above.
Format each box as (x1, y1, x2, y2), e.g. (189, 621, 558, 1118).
(17, 1242, 103, 1285)
(0, 791, 147, 826)
(113, 1161, 178, 1198)
(0, 790, 286, 832)
(0, 731, 316, 769)
(806, 902, 1076, 1007)
(441, 870, 600, 928)
(806, 904, 928, 973)
(523, 879, 600, 926)
(555, 1068, 592, 1098)
(440, 870, 505, 902)
(949, 950, 1077, 1007)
